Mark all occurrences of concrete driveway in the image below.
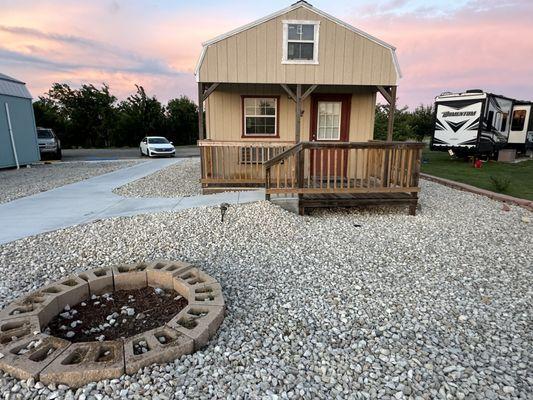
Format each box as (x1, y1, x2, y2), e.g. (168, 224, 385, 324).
(61, 146, 199, 161)
(0, 158, 263, 245)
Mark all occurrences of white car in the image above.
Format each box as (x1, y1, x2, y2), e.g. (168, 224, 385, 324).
(139, 136, 176, 157)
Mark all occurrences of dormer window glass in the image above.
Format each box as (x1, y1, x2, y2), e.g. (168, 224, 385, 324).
(282, 20, 320, 64)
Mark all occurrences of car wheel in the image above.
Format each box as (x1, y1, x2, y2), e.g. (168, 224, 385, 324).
(147, 150, 151, 157)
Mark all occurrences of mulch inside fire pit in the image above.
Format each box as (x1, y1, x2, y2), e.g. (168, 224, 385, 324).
(45, 287, 188, 342)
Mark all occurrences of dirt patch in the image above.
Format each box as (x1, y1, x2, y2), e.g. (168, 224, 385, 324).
(45, 287, 188, 342)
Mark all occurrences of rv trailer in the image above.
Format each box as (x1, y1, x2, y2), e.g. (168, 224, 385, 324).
(507, 101, 533, 153)
(431, 90, 514, 156)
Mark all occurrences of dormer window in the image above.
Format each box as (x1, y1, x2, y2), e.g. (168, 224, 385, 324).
(282, 20, 320, 64)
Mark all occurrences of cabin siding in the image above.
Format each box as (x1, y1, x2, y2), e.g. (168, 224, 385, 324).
(198, 7, 397, 85)
(205, 85, 376, 143)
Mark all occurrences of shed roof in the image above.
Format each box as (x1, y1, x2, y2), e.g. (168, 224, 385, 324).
(195, 1, 401, 82)
(0, 73, 32, 99)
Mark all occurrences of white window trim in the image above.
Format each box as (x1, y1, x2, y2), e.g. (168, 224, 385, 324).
(282, 20, 320, 65)
(243, 97, 278, 137)
(316, 101, 342, 141)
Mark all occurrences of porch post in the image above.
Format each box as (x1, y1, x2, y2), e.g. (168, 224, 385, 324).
(281, 83, 316, 143)
(295, 84, 302, 143)
(198, 82, 204, 140)
(387, 86, 397, 142)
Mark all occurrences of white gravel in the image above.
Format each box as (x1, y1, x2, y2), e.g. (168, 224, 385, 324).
(113, 158, 201, 198)
(0, 180, 531, 399)
(0, 161, 140, 204)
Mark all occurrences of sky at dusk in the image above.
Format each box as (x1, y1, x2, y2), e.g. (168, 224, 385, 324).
(0, 0, 532, 108)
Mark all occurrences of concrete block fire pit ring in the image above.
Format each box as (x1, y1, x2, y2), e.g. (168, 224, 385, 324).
(0, 260, 225, 388)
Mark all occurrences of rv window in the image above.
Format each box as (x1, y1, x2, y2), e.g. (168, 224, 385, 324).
(487, 111, 494, 130)
(500, 112, 508, 132)
(511, 110, 526, 131)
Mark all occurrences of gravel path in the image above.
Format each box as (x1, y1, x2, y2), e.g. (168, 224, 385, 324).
(0, 180, 531, 399)
(0, 161, 140, 204)
(113, 158, 201, 198)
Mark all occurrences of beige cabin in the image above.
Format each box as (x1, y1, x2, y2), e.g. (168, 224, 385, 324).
(196, 1, 422, 215)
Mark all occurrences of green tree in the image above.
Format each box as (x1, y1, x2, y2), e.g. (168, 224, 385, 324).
(166, 96, 198, 145)
(373, 102, 434, 141)
(113, 85, 166, 146)
(409, 104, 434, 141)
(40, 83, 117, 147)
(33, 97, 67, 139)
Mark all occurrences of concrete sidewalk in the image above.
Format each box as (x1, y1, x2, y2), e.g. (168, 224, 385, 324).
(0, 159, 264, 244)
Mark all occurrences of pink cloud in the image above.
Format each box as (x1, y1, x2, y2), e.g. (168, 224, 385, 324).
(0, 1, 241, 102)
(0, 0, 532, 109)
(350, 1, 533, 106)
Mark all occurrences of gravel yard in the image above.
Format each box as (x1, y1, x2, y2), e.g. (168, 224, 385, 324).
(113, 158, 201, 198)
(0, 161, 140, 204)
(0, 180, 531, 399)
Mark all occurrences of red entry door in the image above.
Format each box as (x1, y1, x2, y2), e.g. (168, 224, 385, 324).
(309, 94, 351, 180)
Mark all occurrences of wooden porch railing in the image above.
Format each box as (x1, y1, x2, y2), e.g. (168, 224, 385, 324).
(263, 141, 424, 198)
(198, 140, 294, 189)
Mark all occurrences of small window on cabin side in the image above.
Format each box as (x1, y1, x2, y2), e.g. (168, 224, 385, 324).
(282, 21, 320, 64)
(511, 110, 526, 131)
(243, 97, 277, 136)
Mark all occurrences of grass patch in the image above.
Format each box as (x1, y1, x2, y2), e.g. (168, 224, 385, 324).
(421, 149, 533, 200)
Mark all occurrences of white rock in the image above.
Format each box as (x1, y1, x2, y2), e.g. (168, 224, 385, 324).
(0, 179, 530, 398)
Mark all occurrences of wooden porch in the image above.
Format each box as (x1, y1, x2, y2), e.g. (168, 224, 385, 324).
(199, 140, 424, 215)
(199, 140, 294, 193)
(264, 141, 423, 215)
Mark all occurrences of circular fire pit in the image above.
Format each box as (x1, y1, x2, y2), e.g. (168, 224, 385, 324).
(0, 261, 225, 388)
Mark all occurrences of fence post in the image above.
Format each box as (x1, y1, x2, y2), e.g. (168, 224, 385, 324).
(409, 147, 422, 215)
(295, 146, 305, 202)
(265, 167, 271, 201)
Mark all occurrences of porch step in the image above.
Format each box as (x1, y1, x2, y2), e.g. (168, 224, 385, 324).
(269, 193, 418, 216)
(201, 187, 261, 195)
(270, 198, 299, 214)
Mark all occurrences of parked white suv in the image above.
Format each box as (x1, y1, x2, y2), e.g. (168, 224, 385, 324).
(37, 128, 62, 160)
(139, 136, 175, 157)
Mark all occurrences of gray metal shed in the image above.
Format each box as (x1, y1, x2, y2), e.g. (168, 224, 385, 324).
(0, 73, 40, 168)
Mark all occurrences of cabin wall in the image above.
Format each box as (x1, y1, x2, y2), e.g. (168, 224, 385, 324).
(199, 7, 397, 85)
(205, 85, 376, 143)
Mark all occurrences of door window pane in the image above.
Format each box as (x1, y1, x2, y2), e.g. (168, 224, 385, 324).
(317, 102, 341, 140)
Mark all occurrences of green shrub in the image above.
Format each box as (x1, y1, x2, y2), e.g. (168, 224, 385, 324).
(489, 175, 511, 192)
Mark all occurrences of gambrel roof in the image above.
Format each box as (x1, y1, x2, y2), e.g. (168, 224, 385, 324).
(195, 1, 401, 85)
(0, 73, 32, 99)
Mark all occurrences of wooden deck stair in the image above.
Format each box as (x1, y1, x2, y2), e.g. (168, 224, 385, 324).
(263, 141, 424, 215)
